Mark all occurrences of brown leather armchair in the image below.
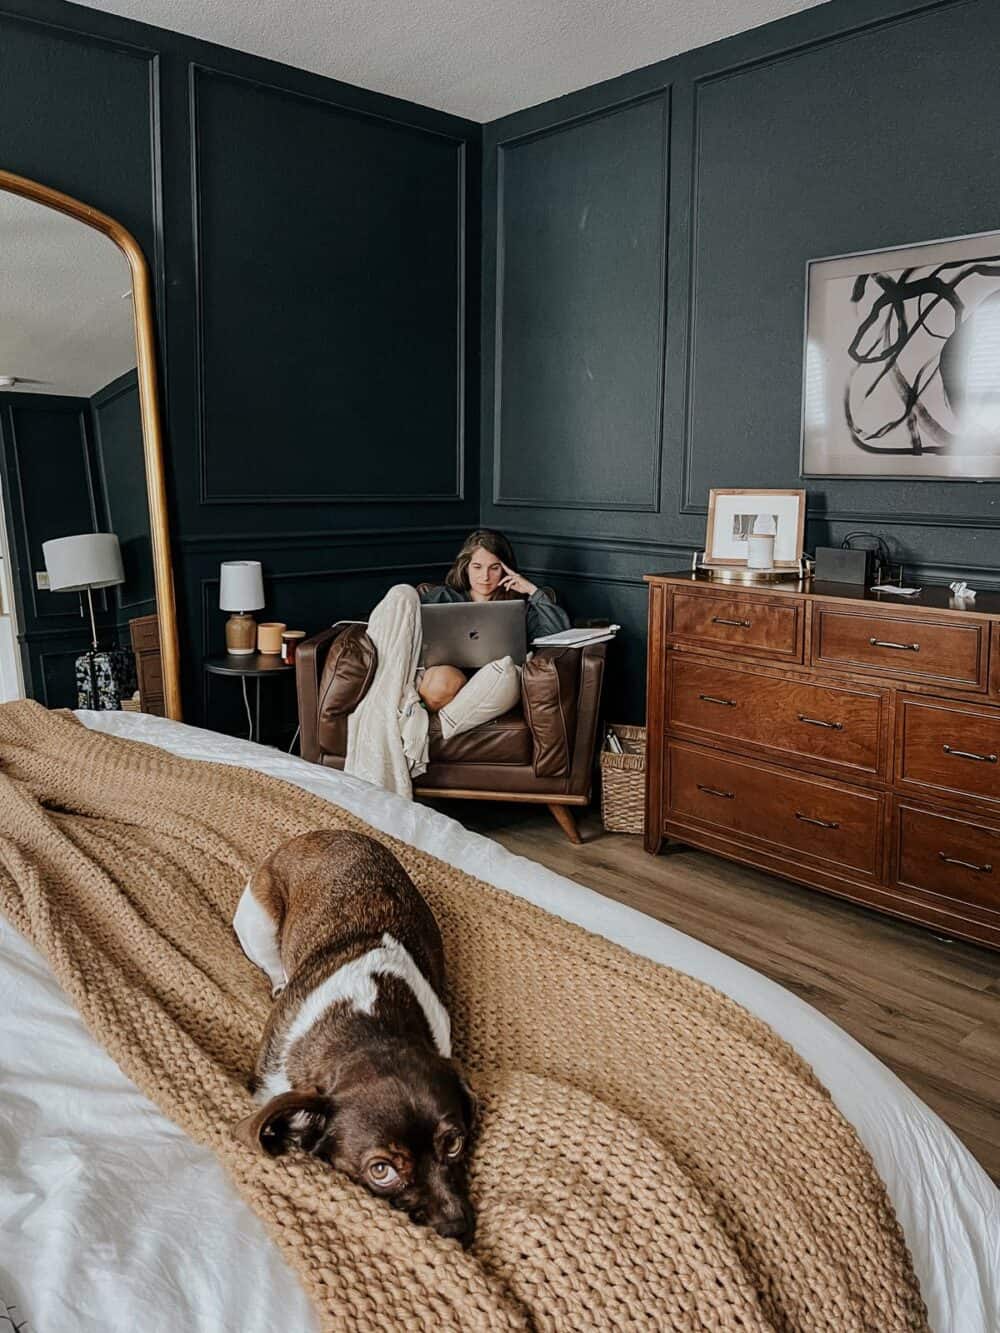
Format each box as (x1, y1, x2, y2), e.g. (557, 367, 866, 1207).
(296, 621, 607, 842)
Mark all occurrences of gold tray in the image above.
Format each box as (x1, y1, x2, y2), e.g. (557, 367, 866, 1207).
(694, 565, 803, 584)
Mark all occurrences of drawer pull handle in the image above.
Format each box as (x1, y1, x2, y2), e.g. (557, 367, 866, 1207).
(795, 811, 840, 829)
(712, 616, 752, 628)
(797, 714, 844, 731)
(869, 636, 919, 652)
(697, 783, 734, 799)
(699, 693, 737, 707)
(942, 744, 998, 764)
(939, 852, 992, 874)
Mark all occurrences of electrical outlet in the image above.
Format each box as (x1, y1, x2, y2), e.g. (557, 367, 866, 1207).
(36, 570, 50, 590)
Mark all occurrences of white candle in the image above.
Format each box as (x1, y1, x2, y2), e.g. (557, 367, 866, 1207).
(747, 533, 775, 570)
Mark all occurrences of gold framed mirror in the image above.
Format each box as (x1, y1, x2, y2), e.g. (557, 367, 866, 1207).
(0, 169, 181, 719)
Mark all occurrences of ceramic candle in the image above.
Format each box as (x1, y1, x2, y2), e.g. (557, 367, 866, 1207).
(746, 533, 775, 570)
(257, 621, 286, 655)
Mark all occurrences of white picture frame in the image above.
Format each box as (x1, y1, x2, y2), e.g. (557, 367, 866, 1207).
(704, 488, 805, 569)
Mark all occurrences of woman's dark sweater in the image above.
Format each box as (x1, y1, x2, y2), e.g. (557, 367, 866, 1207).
(418, 585, 571, 642)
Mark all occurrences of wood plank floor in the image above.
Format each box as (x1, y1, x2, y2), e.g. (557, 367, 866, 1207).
(438, 800, 1000, 1184)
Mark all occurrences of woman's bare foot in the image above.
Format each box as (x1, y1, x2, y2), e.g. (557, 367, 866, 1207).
(419, 665, 467, 711)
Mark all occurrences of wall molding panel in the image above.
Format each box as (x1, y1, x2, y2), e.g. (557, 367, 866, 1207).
(179, 523, 472, 554)
(197, 557, 452, 662)
(678, 0, 978, 525)
(0, 397, 101, 624)
(491, 88, 670, 514)
(189, 62, 469, 508)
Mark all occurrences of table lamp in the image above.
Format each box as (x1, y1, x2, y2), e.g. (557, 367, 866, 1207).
(219, 560, 265, 655)
(43, 532, 125, 649)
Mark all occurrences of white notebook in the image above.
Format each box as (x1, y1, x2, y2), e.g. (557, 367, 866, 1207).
(532, 625, 620, 647)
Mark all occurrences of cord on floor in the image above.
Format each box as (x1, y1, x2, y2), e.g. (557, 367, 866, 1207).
(241, 676, 253, 741)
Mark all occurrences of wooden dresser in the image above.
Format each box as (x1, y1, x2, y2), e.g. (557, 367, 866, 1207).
(644, 572, 1000, 951)
(128, 614, 166, 716)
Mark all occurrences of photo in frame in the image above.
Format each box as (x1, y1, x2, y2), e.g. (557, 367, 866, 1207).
(801, 229, 1000, 479)
(704, 489, 805, 568)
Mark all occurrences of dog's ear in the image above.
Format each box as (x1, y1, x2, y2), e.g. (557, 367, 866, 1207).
(454, 1066, 480, 1132)
(233, 1090, 335, 1157)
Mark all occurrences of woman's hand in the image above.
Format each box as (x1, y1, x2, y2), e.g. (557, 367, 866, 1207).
(499, 562, 537, 597)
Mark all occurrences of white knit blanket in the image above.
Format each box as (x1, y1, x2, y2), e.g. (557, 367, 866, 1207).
(345, 584, 429, 797)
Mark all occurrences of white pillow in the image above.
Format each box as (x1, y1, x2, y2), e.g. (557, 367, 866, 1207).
(438, 656, 521, 741)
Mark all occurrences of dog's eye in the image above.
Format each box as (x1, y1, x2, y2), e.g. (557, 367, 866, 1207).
(367, 1159, 400, 1188)
(444, 1133, 464, 1160)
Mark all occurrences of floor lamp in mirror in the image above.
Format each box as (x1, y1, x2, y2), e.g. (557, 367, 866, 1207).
(42, 533, 136, 710)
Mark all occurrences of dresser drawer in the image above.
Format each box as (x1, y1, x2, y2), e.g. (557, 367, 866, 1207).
(667, 656, 885, 776)
(138, 654, 164, 694)
(669, 590, 802, 662)
(897, 697, 1000, 806)
(812, 606, 986, 690)
(129, 614, 160, 653)
(667, 742, 882, 876)
(893, 801, 1000, 913)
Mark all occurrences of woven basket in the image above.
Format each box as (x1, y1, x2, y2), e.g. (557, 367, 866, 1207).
(599, 723, 646, 834)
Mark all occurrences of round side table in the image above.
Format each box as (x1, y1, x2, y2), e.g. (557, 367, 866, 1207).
(203, 653, 294, 744)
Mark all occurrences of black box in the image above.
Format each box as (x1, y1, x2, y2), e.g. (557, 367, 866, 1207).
(814, 546, 873, 585)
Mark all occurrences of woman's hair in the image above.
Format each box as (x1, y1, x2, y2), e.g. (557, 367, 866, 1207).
(445, 529, 519, 596)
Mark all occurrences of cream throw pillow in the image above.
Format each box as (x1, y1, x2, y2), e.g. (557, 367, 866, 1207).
(438, 656, 521, 741)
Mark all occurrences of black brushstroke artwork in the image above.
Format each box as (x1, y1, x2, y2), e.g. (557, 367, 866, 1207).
(844, 257, 1000, 456)
(0, 1299, 28, 1333)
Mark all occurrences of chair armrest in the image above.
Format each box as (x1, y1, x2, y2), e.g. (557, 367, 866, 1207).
(522, 641, 608, 783)
(296, 624, 346, 764)
(521, 646, 581, 778)
(567, 642, 608, 796)
(296, 622, 375, 763)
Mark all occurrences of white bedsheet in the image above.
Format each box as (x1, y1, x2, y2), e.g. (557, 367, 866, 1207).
(0, 710, 996, 1333)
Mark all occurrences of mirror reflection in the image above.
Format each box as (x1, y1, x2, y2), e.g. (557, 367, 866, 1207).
(0, 188, 161, 713)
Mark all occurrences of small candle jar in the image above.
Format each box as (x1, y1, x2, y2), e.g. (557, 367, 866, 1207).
(747, 533, 775, 571)
(257, 621, 286, 655)
(281, 630, 306, 664)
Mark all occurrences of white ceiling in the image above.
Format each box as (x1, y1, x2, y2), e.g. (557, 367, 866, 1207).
(78, 0, 831, 122)
(0, 191, 136, 398)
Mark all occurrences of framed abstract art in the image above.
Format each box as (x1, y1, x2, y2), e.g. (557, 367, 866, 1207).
(800, 229, 1000, 479)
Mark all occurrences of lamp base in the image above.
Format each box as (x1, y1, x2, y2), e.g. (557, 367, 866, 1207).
(75, 648, 137, 710)
(225, 612, 257, 655)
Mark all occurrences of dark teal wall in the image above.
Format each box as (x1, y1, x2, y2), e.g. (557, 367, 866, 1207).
(0, 374, 155, 705)
(6, 0, 998, 727)
(0, 0, 480, 719)
(0, 391, 102, 703)
(481, 0, 1000, 721)
(91, 370, 156, 633)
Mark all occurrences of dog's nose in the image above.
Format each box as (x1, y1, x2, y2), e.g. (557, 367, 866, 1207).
(433, 1203, 475, 1246)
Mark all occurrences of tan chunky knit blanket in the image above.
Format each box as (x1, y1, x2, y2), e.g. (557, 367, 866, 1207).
(0, 702, 926, 1332)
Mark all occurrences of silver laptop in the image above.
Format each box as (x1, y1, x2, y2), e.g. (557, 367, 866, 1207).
(420, 601, 527, 669)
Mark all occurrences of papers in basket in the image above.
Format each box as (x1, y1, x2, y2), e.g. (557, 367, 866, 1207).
(532, 625, 620, 647)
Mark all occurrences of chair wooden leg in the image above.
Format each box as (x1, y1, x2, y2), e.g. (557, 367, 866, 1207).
(548, 803, 582, 844)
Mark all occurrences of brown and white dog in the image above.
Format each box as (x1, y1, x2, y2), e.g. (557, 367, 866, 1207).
(232, 829, 476, 1243)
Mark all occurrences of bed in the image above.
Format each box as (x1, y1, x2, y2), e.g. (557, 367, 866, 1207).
(0, 710, 996, 1333)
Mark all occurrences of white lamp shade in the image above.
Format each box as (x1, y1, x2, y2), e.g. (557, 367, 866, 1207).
(43, 533, 124, 592)
(219, 560, 265, 612)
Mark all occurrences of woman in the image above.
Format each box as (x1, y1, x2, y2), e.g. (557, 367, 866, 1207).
(418, 530, 570, 710)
